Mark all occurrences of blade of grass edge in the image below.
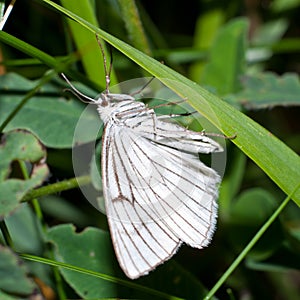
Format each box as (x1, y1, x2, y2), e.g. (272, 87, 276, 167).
(36, 1, 300, 206)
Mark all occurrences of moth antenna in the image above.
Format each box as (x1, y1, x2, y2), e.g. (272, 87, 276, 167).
(108, 45, 113, 84)
(61, 73, 96, 104)
(96, 34, 111, 94)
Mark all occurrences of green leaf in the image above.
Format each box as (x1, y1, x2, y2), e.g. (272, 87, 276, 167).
(0, 245, 38, 296)
(47, 224, 123, 298)
(233, 72, 300, 109)
(0, 130, 49, 219)
(38, 1, 300, 205)
(200, 18, 247, 95)
(0, 71, 56, 92)
(4, 204, 44, 254)
(0, 73, 99, 148)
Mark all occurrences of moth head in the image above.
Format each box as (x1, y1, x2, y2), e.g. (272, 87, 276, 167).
(99, 92, 109, 107)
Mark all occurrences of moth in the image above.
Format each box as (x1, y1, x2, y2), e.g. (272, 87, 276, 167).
(62, 40, 223, 279)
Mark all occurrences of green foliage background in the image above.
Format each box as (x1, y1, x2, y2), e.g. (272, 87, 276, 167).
(0, 0, 299, 299)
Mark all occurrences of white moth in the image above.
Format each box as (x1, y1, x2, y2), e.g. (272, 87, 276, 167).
(62, 43, 223, 280)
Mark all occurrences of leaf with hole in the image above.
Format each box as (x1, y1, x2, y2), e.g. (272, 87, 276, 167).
(0, 130, 48, 219)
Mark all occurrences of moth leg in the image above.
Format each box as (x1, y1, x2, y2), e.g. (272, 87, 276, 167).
(149, 109, 158, 140)
(156, 111, 197, 120)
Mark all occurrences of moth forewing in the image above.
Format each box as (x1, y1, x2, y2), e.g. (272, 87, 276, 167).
(96, 91, 221, 279)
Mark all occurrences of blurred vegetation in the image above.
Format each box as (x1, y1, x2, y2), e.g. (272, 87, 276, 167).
(0, 0, 300, 299)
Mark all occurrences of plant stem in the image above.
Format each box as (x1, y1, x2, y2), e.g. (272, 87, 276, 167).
(21, 175, 91, 202)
